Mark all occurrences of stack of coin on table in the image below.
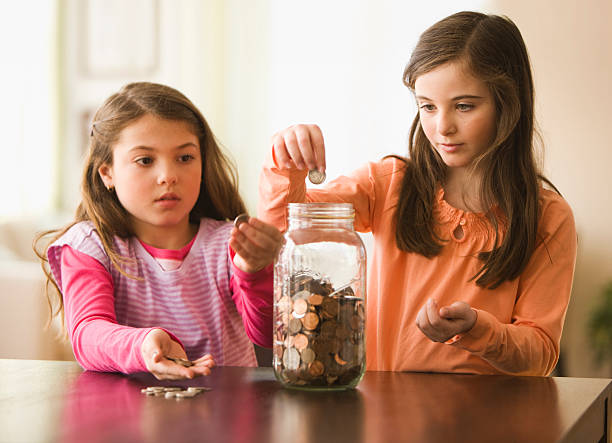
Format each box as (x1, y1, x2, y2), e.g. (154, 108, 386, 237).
(274, 273, 365, 388)
(141, 386, 211, 399)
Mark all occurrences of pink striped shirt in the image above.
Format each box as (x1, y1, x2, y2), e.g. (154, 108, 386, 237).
(47, 219, 273, 373)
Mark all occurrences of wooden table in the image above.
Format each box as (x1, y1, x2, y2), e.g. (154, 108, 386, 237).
(0, 359, 609, 443)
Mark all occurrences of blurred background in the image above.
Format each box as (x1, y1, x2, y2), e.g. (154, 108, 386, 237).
(1, 0, 611, 377)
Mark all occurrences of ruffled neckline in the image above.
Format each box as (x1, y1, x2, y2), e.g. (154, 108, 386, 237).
(433, 186, 507, 237)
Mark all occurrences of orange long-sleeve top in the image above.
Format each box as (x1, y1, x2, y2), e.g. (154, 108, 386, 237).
(258, 153, 577, 376)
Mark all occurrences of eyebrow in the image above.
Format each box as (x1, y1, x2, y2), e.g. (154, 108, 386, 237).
(128, 142, 198, 152)
(416, 94, 484, 101)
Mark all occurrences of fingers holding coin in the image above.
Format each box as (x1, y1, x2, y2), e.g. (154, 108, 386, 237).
(271, 124, 326, 173)
(230, 216, 284, 273)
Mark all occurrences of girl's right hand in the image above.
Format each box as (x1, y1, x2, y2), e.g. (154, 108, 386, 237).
(271, 124, 326, 173)
(141, 328, 215, 380)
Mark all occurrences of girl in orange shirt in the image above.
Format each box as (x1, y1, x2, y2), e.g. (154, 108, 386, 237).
(258, 11, 576, 375)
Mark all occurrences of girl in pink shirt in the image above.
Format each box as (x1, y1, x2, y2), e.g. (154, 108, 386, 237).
(258, 12, 577, 375)
(36, 82, 282, 380)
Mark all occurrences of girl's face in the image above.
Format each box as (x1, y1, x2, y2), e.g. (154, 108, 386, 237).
(414, 61, 497, 178)
(98, 114, 202, 245)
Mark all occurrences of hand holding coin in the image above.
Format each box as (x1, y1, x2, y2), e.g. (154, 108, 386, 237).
(229, 215, 284, 273)
(141, 329, 213, 380)
(270, 123, 326, 176)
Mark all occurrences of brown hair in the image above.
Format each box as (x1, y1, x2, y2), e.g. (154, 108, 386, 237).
(34, 81, 247, 322)
(395, 11, 554, 288)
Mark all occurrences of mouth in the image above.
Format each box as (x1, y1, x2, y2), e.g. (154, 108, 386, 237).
(156, 193, 180, 202)
(439, 143, 462, 153)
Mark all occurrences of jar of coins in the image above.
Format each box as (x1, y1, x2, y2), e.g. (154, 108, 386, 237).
(273, 202, 366, 390)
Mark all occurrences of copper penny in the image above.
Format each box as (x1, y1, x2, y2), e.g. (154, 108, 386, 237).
(302, 312, 320, 330)
(293, 333, 309, 351)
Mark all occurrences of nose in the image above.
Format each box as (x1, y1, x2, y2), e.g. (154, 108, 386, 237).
(157, 161, 178, 186)
(436, 110, 456, 136)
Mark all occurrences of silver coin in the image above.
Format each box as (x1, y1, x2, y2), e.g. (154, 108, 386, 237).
(233, 213, 250, 227)
(308, 169, 326, 184)
(186, 387, 212, 393)
(282, 347, 301, 370)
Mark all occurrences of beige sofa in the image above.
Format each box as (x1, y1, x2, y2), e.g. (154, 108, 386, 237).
(0, 217, 74, 361)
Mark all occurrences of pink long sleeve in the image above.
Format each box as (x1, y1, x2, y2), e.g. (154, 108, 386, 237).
(60, 245, 178, 373)
(229, 249, 273, 348)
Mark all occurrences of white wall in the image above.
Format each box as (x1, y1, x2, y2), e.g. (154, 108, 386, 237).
(488, 0, 612, 377)
(218, 0, 485, 213)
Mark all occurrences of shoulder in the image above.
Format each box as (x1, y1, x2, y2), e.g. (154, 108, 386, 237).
(53, 221, 106, 254)
(536, 188, 577, 257)
(47, 221, 112, 282)
(369, 155, 409, 177)
(538, 188, 575, 231)
(347, 155, 408, 188)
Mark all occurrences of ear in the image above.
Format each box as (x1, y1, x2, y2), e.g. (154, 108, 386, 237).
(98, 164, 114, 189)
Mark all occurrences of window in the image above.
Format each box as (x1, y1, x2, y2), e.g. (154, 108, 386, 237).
(1, 2, 57, 218)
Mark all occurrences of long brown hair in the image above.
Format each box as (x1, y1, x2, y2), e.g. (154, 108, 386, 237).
(34, 81, 247, 322)
(396, 11, 553, 289)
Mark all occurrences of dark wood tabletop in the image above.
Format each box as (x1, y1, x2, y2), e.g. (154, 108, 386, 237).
(0, 359, 609, 443)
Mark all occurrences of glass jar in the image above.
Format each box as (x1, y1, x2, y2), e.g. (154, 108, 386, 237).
(273, 202, 366, 390)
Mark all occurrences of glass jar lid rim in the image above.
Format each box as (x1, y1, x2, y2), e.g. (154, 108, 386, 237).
(288, 202, 354, 219)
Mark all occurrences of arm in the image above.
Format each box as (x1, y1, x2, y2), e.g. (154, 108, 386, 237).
(258, 124, 378, 232)
(60, 245, 151, 373)
(447, 197, 577, 375)
(61, 246, 213, 378)
(229, 251, 274, 347)
(228, 217, 282, 348)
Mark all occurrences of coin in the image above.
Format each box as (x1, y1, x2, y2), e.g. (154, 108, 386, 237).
(141, 386, 209, 400)
(187, 387, 212, 393)
(165, 356, 194, 367)
(293, 298, 308, 316)
(334, 353, 348, 366)
(308, 293, 324, 306)
(233, 213, 249, 227)
(302, 312, 320, 330)
(288, 317, 303, 334)
(275, 275, 366, 387)
(293, 333, 309, 351)
(308, 169, 326, 184)
(301, 348, 316, 364)
(321, 298, 339, 318)
(283, 347, 301, 370)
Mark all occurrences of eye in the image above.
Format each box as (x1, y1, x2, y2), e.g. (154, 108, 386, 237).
(135, 157, 153, 166)
(419, 104, 436, 112)
(179, 154, 195, 163)
(456, 103, 474, 111)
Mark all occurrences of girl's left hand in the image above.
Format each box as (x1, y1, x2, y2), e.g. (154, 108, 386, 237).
(230, 216, 283, 273)
(416, 299, 477, 343)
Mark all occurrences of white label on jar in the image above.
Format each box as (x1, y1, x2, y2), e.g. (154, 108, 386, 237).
(292, 242, 359, 288)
